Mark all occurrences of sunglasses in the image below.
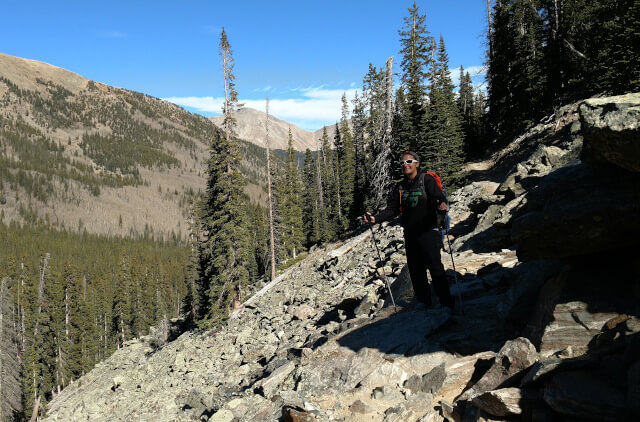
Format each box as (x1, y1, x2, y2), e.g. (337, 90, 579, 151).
(400, 159, 419, 165)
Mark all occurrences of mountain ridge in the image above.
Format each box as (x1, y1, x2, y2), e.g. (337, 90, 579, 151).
(209, 107, 340, 152)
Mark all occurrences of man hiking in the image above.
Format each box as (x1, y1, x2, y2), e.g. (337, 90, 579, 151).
(364, 151, 455, 309)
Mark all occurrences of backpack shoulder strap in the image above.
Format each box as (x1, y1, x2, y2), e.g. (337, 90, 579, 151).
(425, 171, 443, 192)
(418, 172, 428, 198)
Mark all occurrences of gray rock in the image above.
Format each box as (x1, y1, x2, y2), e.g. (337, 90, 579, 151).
(209, 409, 234, 422)
(472, 387, 538, 417)
(258, 360, 296, 399)
(543, 370, 628, 421)
(383, 404, 409, 422)
(459, 337, 538, 401)
(350, 399, 373, 414)
(404, 363, 446, 395)
(371, 385, 404, 402)
(468, 194, 506, 214)
(354, 290, 378, 316)
(580, 93, 640, 172)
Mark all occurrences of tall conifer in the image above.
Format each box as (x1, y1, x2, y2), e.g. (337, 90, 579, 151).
(198, 28, 252, 324)
(398, 2, 434, 152)
(424, 36, 465, 186)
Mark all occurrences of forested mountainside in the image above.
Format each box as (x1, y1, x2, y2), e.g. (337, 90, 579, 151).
(0, 52, 292, 421)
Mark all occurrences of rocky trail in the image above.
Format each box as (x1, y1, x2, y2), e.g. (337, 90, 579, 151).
(44, 93, 640, 421)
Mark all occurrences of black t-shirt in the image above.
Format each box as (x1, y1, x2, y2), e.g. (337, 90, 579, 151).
(373, 173, 446, 235)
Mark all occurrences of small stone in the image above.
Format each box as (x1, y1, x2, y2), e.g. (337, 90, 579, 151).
(293, 304, 315, 320)
(350, 399, 373, 414)
(209, 409, 234, 422)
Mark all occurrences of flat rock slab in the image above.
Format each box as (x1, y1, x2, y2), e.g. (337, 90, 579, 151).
(337, 307, 452, 356)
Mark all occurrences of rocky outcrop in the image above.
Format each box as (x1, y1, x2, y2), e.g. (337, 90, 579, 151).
(510, 162, 640, 261)
(43, 93, 640, 421)
(580, 93, 640, 172)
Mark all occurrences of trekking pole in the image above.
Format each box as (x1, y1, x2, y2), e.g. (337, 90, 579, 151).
(365, 217, 397, 312)
(443, 227, 465, 315)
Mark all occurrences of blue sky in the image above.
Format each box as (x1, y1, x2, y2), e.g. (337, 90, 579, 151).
(1, 1, 488, 130)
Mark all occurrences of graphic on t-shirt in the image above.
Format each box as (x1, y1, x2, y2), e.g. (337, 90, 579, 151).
(402, 190, 422, 208)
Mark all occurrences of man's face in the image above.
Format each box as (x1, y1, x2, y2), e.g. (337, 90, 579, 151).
(401, 154, 419, 177)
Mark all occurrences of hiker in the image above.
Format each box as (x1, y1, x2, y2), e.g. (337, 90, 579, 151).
(364, 151, 455, 309)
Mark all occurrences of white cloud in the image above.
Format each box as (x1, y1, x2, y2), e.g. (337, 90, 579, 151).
(164, 87, 359, 131)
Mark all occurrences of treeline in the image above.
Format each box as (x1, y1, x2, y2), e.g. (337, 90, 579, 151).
(0, 221, 189, 420)
(486, 0, 640, 143)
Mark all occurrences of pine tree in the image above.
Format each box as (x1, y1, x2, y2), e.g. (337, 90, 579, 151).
(317, 127, 335, 243)
(220, 27, 238, 147)
(179, 201, 202, 325)
(351, 92, 369, 218)
(301, 149, 320, 246)
(338, 94, 356, 227)
(331, 123, 344, 232)
(78, 274, 98, 375)
(58, 263, 83, 388)
(112, 257, 132, 348)
(197, 28, 252, 323)
(487, 0, 515, 141)
(246, 202, 268, 278)
(424, 36, 465, 186)
(511, 0, 546, 128)
(390, 88, 412, 182)
(488, 0, 545, 141)
(199, 131, 252, 323)
(279, 130, 305, 258)
(0, 277, 22, 421)
(23, 253, 57, 419)
(398, 2, 434, 152)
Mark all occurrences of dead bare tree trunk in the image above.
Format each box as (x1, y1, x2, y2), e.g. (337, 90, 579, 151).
(315, 138, 324, 209)
(372, 57, 394, 209)
(265, 95, 277, 281)
(29, 396, 40, 422)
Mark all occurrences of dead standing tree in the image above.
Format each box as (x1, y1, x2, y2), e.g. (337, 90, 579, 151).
(372, 57, 395, 209)
(265, 94, 277, 280)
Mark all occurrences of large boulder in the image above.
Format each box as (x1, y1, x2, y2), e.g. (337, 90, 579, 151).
(580, 93, 640, 172)
(543, 370, 629, 421)
(458, 338, 538, 402)
(525, 259, 640, 356)
(511, 162, 640, 261)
